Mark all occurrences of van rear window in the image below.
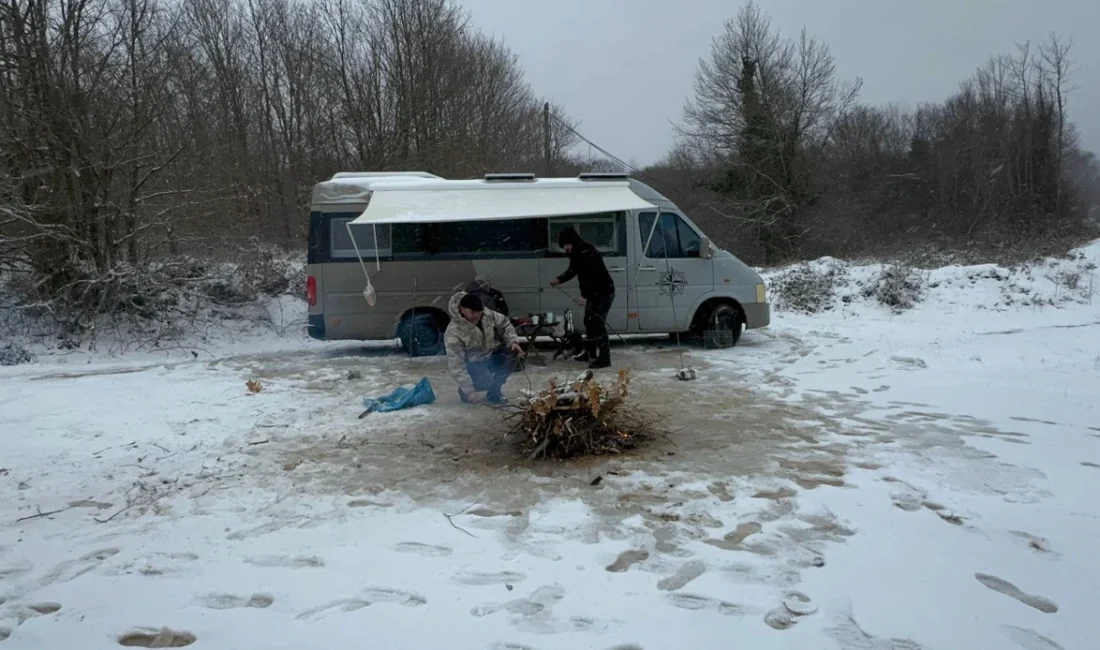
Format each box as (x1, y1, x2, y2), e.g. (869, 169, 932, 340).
(330, 217, 391, 257)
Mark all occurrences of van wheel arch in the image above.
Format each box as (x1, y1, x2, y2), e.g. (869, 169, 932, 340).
(396, 307, 450, 357)
(690, 298, 745, 349)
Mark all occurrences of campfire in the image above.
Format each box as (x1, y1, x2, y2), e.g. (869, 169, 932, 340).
(505, 368, 651, 460)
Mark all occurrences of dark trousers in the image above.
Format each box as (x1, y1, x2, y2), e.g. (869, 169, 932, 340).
(583, 294, 614, 360)
(462, 348, 516, 401)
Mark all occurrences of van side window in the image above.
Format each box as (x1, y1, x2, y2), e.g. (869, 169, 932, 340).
(404, 219, 535, 256)
(548, 212, 621, 254)
(638, 212, 702, 258)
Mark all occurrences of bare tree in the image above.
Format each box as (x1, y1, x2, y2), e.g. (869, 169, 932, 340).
(677, 1, 861, 263)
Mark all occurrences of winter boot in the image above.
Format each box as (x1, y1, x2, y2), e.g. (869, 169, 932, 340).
(588, 341, 611, 369)
(574, 338, 595, 362)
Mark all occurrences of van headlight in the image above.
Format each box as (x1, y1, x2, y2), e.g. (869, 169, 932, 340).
(756, 283, 766, 303)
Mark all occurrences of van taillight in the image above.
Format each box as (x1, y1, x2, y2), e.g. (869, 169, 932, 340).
(306, 276, 317, 306)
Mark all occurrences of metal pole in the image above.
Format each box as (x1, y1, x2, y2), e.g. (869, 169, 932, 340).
(543, 102, 552, 176)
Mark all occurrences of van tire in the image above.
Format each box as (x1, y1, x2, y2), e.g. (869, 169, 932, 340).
(398, 310, 448, 357)
(699, 302, 744, 349)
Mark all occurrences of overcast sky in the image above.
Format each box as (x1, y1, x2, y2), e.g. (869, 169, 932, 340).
(458, 0, 1100, 167)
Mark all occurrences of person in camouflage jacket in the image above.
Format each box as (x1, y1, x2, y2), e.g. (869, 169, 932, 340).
(444, 291, 523, 404)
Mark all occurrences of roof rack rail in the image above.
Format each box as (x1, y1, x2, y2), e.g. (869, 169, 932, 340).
(578, 172, 630, 181)
(484, 172, 536, 182)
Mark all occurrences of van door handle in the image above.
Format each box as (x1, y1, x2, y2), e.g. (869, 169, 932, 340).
(637, 266, 657, 272)
(608, 266, 626, 272)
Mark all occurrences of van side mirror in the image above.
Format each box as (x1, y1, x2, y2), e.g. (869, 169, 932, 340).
(699, 236, 714, 259)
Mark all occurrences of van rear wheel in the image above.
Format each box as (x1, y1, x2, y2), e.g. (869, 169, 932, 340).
(398, 311, 447, 357)
(700, 303, 744, 349)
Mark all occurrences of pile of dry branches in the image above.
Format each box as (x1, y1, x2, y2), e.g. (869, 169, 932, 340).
(507, 369, 650, 460)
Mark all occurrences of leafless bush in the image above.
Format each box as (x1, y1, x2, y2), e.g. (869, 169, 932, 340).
(863, 264, 926, 313)
(0, 343, 35, 366)
(770, 261, 849, 314)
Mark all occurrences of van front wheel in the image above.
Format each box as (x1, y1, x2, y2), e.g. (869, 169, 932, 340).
(398, 311, 447, 357)
(699, 303, 744, 349)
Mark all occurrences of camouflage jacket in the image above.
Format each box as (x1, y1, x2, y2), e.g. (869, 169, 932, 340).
(444, 291, 519, 396)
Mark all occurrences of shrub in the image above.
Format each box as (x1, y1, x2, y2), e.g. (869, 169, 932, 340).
(771, 261, 849, 314)
(865, 264, 925, 312)
(0, 343, 34, 366)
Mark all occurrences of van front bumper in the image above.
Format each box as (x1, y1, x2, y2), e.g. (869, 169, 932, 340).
(743, 302, 770, 329)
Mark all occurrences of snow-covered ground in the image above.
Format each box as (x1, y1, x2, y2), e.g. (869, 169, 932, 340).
(2, 243, 1099, 650)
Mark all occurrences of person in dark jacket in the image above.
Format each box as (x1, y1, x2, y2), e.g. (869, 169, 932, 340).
(550, 226, 615, 369)
(465, 275, 509, 317)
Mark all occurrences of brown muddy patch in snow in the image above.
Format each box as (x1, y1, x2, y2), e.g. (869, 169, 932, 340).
(221, 344, 866, 546)
(217, 337, 1037, 563)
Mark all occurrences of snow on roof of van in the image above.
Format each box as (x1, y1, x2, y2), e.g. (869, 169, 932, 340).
(349, 178, 657, 225)
(311, 173, 443, 205)
(330, 171, 441, 179)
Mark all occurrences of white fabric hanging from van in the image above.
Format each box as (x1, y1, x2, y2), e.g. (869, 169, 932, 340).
(349, 180, 656, 225)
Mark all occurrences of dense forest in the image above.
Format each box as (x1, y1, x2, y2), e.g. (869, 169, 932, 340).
(1, 0, 1097, 331)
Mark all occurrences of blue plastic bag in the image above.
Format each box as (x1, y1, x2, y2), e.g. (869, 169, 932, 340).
(361, 377, 436, 415)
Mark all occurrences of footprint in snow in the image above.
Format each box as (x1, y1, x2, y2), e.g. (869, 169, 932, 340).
(117, 627, 196, 647)
(726, 521, 763, 544)
(470, 584, 565, 621)
(451, 570, 526, 586)
(666, 593, 742, 616)
(1009, 531, 1055, 555)
(887, 480, 926, 512)
(467, 507, 524, 518)
(192, 593, 273, 610)
(392, 542, 453, 557)
(0, 561, 33, 582)
(890, 356, 928, 370)
(974, 573, 1058, 613)
(656, 561, 705, 592)
(605, 549, 648, 573)
(752, 487, 797, 500)
(764, 591, 817, 630)
(297, 588, 426, 619)
(244, 555, 323, 568)
(999, 625, 1064, 650)
(295, 598, 370, 620)
(37, 548, 119, 587)
(361, 587, 426, 607)
(347, 498, 393, 508)
(707, 482, 734, 502)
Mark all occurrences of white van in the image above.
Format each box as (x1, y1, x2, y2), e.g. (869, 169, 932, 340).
(305, 172, 769, 355)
